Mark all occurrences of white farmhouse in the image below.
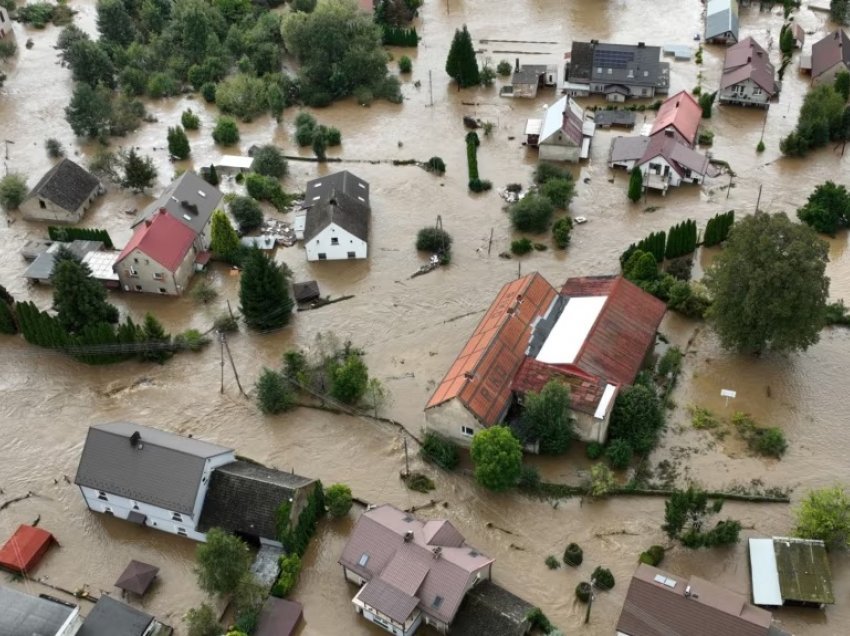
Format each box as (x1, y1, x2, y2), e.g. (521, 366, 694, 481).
(74, 422, 236, 542)
(302, 171, 370, 261)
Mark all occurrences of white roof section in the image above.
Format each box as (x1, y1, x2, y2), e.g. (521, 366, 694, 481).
(217, 155, 253, 169)
(594, 384, 618, 419)
(83, 250, 120, 281)
(749, 538, 783, 606)
(580, 137, 592, 159)
(525, 119, 543, 136)
(539, 95, 568, 143)
(535, 296, 607, 364)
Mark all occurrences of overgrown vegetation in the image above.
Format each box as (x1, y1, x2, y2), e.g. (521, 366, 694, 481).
(415, 226, 452, 263)
(794, 485, 850, 549)
(510, 237, 533, 256)
(731, 412, 787, 458)
(47, 227, 114, 249)
(780, 85, 849, 156)
(510, 194, 553, 233)
(420, 432, 460, 470)
(470, 426, 522, 491)
(465, 131, 491, 192)
(662, 487, 742, 548)
(514, 379, 575, 455)
(276, 482, 325, 557)
(270, 554, 301, 598)
(797, 181, 850, 236)
(639, 545, 665, 566)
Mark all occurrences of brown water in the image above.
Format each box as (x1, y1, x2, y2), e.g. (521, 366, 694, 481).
(2, 0, 850, 633)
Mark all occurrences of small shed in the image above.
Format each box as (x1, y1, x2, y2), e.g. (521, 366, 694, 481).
(749, 537, 835, 607)
(293, 280, 320, 304)
(0, 525, 57, 573)
(255, 597, 303, 636)
(115, 560, 159, 597)
(215, 155, 254, 172)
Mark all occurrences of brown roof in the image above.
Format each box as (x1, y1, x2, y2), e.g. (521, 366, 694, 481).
(425, 273, 558, 425)
(338, 505, 494, 626)
(811, 29, 850, 80)
(560, 276, 667, 386)
(617, 564, 773, 636)
(510, 358, 611, 416)
(649, 91, 702, 147)
(255, 597, 303, 636)
(721, 37, 777, 94)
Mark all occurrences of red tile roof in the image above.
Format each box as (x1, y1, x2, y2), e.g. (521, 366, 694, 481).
(0, 525, 56, 573)
(425, 273, 558, 426)
(649, 91, 702, 147)
(117, 208, 196, 272)
(510, 358, 610, 415)
(562, 276, 667, 386)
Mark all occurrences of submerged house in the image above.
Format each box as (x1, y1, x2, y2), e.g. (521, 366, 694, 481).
(809, 29, 850, 86)
(748, 537, 835, 608)
(338, 504, 494, 636)
(503, 62, 557, 98)
(425, 273, 666, 446)
(302, 170, 370, 261)
(20, 159, 102, 224)
(718, 37, 778, 108)
(0, 586, 82, 636)
(564, 40, 670, 101)
(524, 95, 596, 162)
(705, 0, 739, 45)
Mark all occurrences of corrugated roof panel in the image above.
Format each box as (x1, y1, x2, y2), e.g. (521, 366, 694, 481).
(749, 538, 783, 605)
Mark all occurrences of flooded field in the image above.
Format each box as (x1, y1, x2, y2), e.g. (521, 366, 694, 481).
(1, 0, 850, 633)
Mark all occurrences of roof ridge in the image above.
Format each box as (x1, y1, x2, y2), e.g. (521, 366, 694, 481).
(92, 425, 232, 460)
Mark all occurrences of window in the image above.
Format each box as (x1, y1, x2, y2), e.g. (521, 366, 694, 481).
(642, 88, 648, 96)
(461, 426, 474, 437)
(153, 272, 164, 281)
(318, 253, 327, 260)
(133, 258, 139, 264)
(176, 527, 187, 537)
(596, 67, 602, 74)
(97, 491, 108, 501)
(733, 84, 745, 95)
(128, 267, 139, 278)
(135, 285, 142, 292)
(104, 506, 114, 515)
(607, 68, 612, 74)
(358, 553, 370, 567)
(331, 237, 339, 246)
(39, 199, 46, 209)
(131, 501, 140, 511)
(753, 87, 763, 96)
(159, 288, 167, 294)
(347, 251, 356, 259)
(172, 512, 183, 522)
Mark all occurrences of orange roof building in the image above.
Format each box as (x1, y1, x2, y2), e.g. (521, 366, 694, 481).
(425, 273, 666, 446)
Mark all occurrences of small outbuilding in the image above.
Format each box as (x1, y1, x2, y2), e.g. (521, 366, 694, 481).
(115, 560, 159, 597)
(293, 280, 321, 304)
(255, 597, 304, 636)
(78, 595, 161, 636)
(749, 537, 835, 608)
(450, 580, 534, 636)
(705, 0, 739, 45)
(0, 524, 57, 574)
(20, 159, 102, 224)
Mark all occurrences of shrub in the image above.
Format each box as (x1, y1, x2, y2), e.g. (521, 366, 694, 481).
(510, 194, 554, 233)
(405, 472, 435, 493)
(251, 145, 287, 178)
(657, 346, 683, 378)
(517, 464, 541, 491)
(270, 554, 301, 598)
(213, 313, 239, 333)
(525, 608, 553, 633)
(468, 178, 492, 192)
(191, 281, 218, 304)
(216, 74, 270, 120)
(794, 485, 850, 549)
(184, 603, 220, 636)
(416, 226, 452, 262)
(167, 126, 191, 160)
(552, 217, 573, 249)
(230, 196, 264, 233)
(398, 55, 412, 73)
(496, 60, 512, 76)
(589, 463, 616, 497)
(325, 483, 353, 517)
(175, 329, 210, 352)
(575, 582, 592, 603)
(638, 545, 665, 566)
(756, 139, 765, 153)
(181, 109, 201, 130)
(563, 542, 583, 567)
(480, 65, 496, 87)
(534, 162, 570, 185)
(511, 237, 533, 256)
(698, 129, 714, 146)
(592, 566, 615, 590)
(755, 428, 788, 458)
(586, 442, 604, 460)
(426, 156, 446, 174)
(420, 432, 460, 470)
(325, 127, 342, 146)
(147, 72, 178, 98)
(665, 257, 693, 281)
(212, 117, 240, 145)
(0, 174, 28, 210)
(540, 177, 575, 209)
(245, 173, 290, 210)
(255, 368, 294, 415)
(605, 439, 633, 470)
(45, 138, 65, 158)
(544, 555, 560, 570)
(201, 82, 217, 103)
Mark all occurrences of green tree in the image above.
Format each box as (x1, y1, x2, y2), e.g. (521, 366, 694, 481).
(835, 70, 850, 102)
(0, 174, 28, 210)
(213, 117, 241, 145)
(138, 313, 173, 363)
(797, 181, 850, 236)
(794, 486, 850, 549)
(663, 486, 742, 548)
(704, 212, 830, 354)
(608, 384, 663, 455)
(415, 226, 452, 259)
(470, 426, 522, 492)
(779, 24, 794, 56)
(330, 354, 369, 404)
(605, 439, 633, 469)
(97, 0, 136, 46)
(398, 55, 412, 73)
(325, 483, 353, 517)
(65, 82, 112, 139)
(628, 167, 643, 202)
(121, 149, 158, 193)
(230, 196, 264, 232)
(182, 109, 201, 130)
(552, 216, 573, 249)
(195, 528, 252, 596)
(67, 39, 116, 88)
(781, 84, 846, 155)
(52, 256, 119, 334)
(312, 130, 327, 161)
(539, 176, 575, 209)
(167, 126, 191, 160)
(216, 74, 270, 120)
(445, 25, 480, 88)
(251, 145, 287, 178)
(364, 377, 389, 417)
(210, 210, 241, 262)
(184, 603, 220, 636)
(510, 193, 554, 233)
(517, 380, 574, 455)
(830, 0, 849, 24)
(239, 249, 294, 330)
(588, 463, 615, 497)
(0, 297, 17, 334)
(255, 368, 294, 414)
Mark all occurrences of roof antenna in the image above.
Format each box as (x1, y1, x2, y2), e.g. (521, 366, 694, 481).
(130, 431, 143, 449)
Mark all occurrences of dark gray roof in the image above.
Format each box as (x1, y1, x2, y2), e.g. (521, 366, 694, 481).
(303, 191, 370, 243)
(74, 422, 233, 515)
(0, 586, 77, 636)
(136, 171, 222, 236)
(197, 460, 315, 540)
(450, 581, 534, 636)
(570, 41, 669, 89)
(305, 170, 369, 205)
(28, 158, 100, 213)
(512, 65, 546, 85)
(255, 597, 303, 636)
(293, 280, 320, 303)
(24, 240, 103, 281)
(78, 596, 153, 636)
(593, 109, 637, 127)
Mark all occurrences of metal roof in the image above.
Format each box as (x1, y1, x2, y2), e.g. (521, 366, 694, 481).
(78, 596, 154, 636)
(570, 41, 670, 88)
(769, 537, 834, 605)
(24, 240, 103, 281)
(535, 296, 607, 364)
(135, 171, 222, 237)
(0, 586, 77, 636)
(26, 158, 100, 213)
(82, 250, 120, 282)
(303, 191, 370, 243)
(749, 538, 783, 605)
(539, 95, 585, 147)
(706, 0, 739, 41)
(74, 422, 233, 515)
(449, 581, 534, 636)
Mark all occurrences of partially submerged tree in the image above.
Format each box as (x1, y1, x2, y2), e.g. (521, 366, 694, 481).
(230, 196, 264, 233)
(607, 384, 663, 455)
(662, 486, 741, 548)
(517, 380, 575, 455)
(121, 149, 158, 193)
(255, 368, 295, 414)
(239, 249, 294, 330)
(0, 174, 28, 211)
(470, 426, 522, 492)
(167, 126, 191, 160)
(195, 528, 252, 596)
(330, 354, 369, 405)
(210, 210, 241, 263)
(184, 603, 220, 636)
(325, 483, 353, 517)
(251, 145, 287, 178)
(797, 181, 850, 236)
(510, 193, 554, 233)
(794, 485, 850, 549)
(445, 25, 480, 88)
(52, 255, 119, 334)
(628, 167, 643, 202)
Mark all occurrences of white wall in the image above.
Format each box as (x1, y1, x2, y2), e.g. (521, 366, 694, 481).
(640, 156, 682, 188)
(719, 78, 771, 106)
(540, 130, 580, 163)
(306, 224, 368, 261)
(116, 246, 196, 295)
(20, 189, 97, 224)
(424, 399, 485, 447)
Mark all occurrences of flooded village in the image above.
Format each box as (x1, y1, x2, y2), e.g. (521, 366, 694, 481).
(1, 0, 850, 633)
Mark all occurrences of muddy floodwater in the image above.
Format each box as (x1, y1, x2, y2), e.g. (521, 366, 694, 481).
(2, 0, 850, 633)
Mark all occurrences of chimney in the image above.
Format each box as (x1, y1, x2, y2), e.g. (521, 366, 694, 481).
(515, 57, 520, 73)
(404, 530, 414, 542)
(747, 56, 751, 63)
(638, 41, 645, 48)
(432, 546, 442, 559)
(129, 431, 143, 449)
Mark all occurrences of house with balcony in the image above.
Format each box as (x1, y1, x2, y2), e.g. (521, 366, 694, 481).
(339, 504, 494, 635)
(718, 37, 778, 108)
(564, 40, 670, 101)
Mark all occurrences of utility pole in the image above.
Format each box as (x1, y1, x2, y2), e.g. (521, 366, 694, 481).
(584, 579, 596, 624)
(3, 139, 13, 161)
(219, 331, 225, 394)
(725, 171, 733, 200)
(755, 184, 763, 213)
(428, 70, 434, 107)
(517, 260, 521, 280)
(222, 333, 247, 398)
(403, 437, 410, 478)
(487, 228, 493, 255)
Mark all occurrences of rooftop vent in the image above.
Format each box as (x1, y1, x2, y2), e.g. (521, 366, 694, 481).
(197, 190, 206, 198)
(402, 514, 414, 522)
(180, 200, 199, 215)
(638, 41, 645, 48)
(404, 530, 414, 542)
(432, 546, 442, 559)
(129, 431, 143, 449)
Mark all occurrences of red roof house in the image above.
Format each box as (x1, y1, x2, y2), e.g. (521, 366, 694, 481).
(0, 525, 57, 573)
(649, 91, 702, 147)
(114, 208, 198, 296)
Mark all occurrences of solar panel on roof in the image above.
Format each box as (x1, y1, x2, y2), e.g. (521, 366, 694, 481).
(358, 553, 369, 566)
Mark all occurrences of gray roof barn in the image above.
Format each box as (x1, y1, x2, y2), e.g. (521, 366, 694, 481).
(303, 191, 370, 243)
(705, 0, 739, 43)
(78, 596, 154, 636)
(74, 422, 233, 515)
(197, 460, 316, 541)
(305, 170, 369, 206)
(569, 41, 670, 90)
(27, 159, 100, 214)
(0, 586, 78, 636)
(135, 171, 222, 236)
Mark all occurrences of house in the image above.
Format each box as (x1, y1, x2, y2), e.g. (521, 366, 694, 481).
(0, 586, 82, 636)
(133, 171, 221, 252)
(449, 580, 534, 636)
(24, 240, 104, 285)
(78, 595, 168, 636)
(718, 37, 778, 107)
(705, 0, 739, 45)
(114, 209, 199, 295)
(197, 459, 318, 545)
(503, 62, 557, 98)
(616, 564, 777, 636)
(425, 273, 666, 446)
(74, 422, 236, 542)
(810, 30, 850, 86)
(20, 159, 101, 224)
(0, 525, 57, 574)
(338, 504, 494, 635)
(303, 170, 370, 261)
(524, 95, 595, 162)
(0, 6, 11, 38)
(748, 537, 835, 607)
(564, 40, 670, 101)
